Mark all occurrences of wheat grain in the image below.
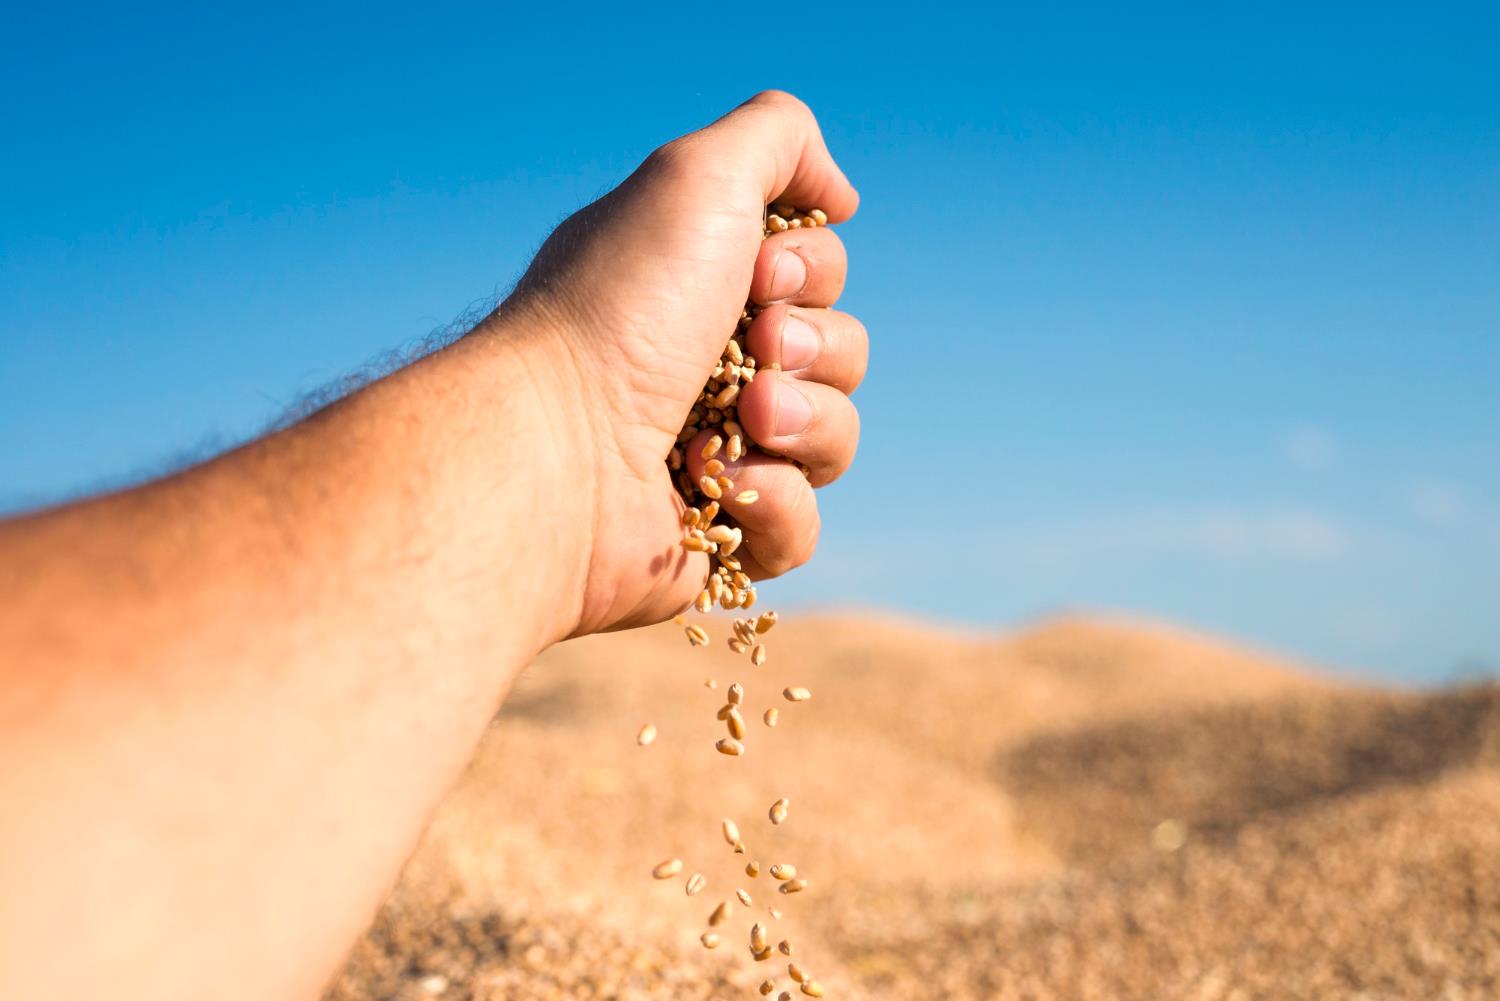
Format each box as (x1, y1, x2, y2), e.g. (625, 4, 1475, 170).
(655, 205, 837, 990)
(769, 798, 789, 825)
(726, 708, 747, 740)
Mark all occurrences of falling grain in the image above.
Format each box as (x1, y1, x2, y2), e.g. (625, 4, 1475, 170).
(769, 798, 789, 825)
(636, 724, 657, 746)
(726, 708, 747, 740)
(652, 859, 683, 879)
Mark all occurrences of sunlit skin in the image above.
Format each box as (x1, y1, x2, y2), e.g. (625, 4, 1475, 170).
(0, 91, 864, 1001)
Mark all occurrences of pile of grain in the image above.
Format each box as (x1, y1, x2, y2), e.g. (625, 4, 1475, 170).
(326, 617, 1500, 1000)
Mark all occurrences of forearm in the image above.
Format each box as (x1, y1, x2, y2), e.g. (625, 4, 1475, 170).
(0, 316, 585, 1001)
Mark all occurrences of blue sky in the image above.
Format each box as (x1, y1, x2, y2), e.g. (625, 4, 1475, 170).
(2, 3, 1496, 681)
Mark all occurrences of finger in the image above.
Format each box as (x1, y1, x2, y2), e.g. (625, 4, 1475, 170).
(746, 305, 868, 394)
(687, 90, 860, 223)
(686, 434, 821, 579)
(749, 226, 847, 308)
(735, 372, 860, 487)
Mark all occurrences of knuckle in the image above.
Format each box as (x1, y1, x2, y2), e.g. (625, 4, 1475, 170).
(814, 407, 860, 486)
(749, 89, 804, 114)
(756, 482, 819, 576)
(746, 90, 818, 133)
(792, 509, 821, 569)
(847, 317, 870, 387)
(643, 137, 706, 180)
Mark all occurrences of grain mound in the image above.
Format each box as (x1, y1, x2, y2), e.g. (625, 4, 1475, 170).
(326, 615, 1500, 1000)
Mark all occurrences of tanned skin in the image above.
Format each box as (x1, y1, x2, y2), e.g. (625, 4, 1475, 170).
(0, 91, 866, 1001)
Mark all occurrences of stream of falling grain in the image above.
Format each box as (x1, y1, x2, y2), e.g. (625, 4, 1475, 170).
(641, 204, 834, 999)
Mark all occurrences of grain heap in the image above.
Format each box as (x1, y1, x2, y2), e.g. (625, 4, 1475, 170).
(644, 204, 832, 1000)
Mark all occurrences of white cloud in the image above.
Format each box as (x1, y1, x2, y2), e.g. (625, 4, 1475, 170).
(1281, 425, 1336, 471)
(1407, 480, 1468, 526)
(992, 506, 1353, 571)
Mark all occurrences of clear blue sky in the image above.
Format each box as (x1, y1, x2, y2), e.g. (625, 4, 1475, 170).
(2, 3, 1496, 681)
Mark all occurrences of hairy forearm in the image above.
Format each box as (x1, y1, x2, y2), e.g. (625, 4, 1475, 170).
(0, 317, 586, 1001)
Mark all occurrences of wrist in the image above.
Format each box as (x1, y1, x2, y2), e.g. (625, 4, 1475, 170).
(450, 303, 601, 649)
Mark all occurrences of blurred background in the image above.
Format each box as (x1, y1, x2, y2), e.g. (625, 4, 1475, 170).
(7, 5, 1500, 1000)
(2, 3, 1496, 682)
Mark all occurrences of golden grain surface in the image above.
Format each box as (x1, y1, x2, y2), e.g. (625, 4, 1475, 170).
(325, 615, 1500, 1000)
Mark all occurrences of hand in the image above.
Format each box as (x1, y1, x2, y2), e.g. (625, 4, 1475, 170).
(491, 91, 866, 636)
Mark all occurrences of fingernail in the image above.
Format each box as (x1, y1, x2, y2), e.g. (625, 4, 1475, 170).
(779, 315, 820, 370)
(772, 374, 814, 436)
(768, 248, 808, 301)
